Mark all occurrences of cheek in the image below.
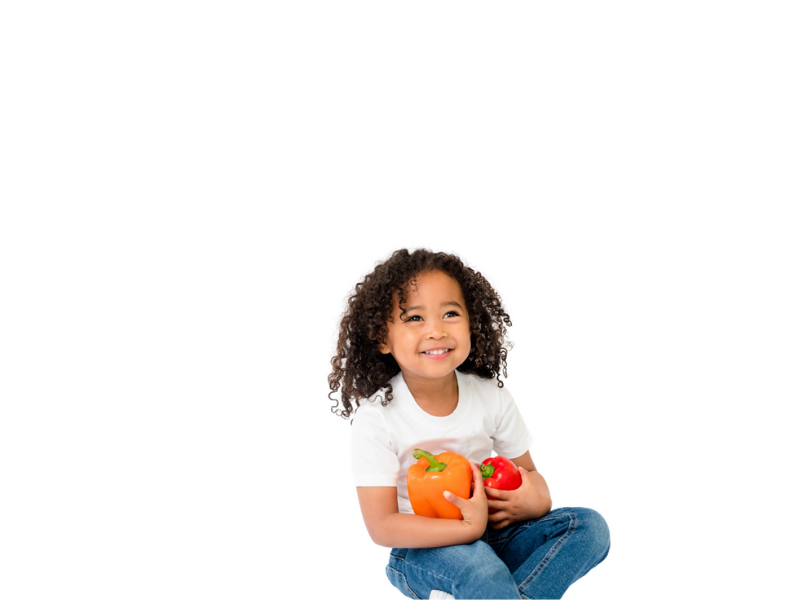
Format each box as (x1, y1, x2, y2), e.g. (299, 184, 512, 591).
(402, 333, 420, 352)
(388, 330, 412, 352)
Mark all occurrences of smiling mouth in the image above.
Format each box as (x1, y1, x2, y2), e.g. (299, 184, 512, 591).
(421, 349, 452, 356)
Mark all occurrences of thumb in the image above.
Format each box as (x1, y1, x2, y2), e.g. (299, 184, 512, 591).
(444, 490, 465, 506)
(517, 467, 532, 485)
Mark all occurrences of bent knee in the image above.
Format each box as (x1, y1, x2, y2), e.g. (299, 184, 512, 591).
(451, 541, 509, 581)
(424, 540, 508, 580)
(572, 507, 610, 557)
(405, 540, 505, 580)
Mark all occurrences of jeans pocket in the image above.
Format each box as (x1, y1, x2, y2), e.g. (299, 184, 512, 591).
(386, 563, 421, 599)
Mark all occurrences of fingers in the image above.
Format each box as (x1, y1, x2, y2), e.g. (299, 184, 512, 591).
(444, 464, 487, 512)
(484, 486, 510, 501)
(443, 490, 466, 509)
(488, 509, 512, 529)
(469, 463, 486, 498)
(488, 508, 510, 528)
(486, 498, 504, 511)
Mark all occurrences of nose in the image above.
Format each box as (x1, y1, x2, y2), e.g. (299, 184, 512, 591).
(425, 322, 447, 339)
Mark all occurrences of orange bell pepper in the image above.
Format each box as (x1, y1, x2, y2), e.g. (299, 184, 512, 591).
(407, 448, 472, 520)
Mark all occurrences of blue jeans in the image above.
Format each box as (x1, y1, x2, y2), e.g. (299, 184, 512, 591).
(386, 507, 609, 599)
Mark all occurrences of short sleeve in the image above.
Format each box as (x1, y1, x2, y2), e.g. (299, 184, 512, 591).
(351, 404, 401, 487)
(491, 385, 534, 459)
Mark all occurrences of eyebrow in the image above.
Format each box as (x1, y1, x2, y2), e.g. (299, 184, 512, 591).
(404, 301, 464, 312)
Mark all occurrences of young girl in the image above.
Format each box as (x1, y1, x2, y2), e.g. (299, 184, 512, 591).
(329, 248, 609, 599)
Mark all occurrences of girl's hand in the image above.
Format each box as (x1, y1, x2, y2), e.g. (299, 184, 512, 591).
(444, 462, 488, 538)
(485, 468, 549, 529)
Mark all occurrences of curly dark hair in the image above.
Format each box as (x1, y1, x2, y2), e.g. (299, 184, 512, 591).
(329, 248, 513, 421)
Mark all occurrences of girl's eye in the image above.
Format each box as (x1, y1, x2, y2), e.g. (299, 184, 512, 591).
(405, 312, 458, 322)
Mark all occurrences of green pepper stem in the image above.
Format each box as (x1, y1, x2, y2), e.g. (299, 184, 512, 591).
(480, 464, 495, 480)
(412, 449, 447, 472)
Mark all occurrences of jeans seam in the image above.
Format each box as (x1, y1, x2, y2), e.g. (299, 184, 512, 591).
(386, 565, 422, 599)
(488, 531, 510, 547)
(389, 557, 455, 598)
(518, 511, 577, 594)
(404, 562, 454, 589)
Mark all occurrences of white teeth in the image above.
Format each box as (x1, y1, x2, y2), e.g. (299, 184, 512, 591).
(424, 349, 450, 355)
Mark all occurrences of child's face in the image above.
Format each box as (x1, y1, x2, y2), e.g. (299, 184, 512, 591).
(379, 270, 471, 386)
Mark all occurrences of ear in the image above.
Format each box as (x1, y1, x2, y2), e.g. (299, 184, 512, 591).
(378, 341, 391, 355)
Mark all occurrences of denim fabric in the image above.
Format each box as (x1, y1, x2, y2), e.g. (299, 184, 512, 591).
(386, 507, 610, 599)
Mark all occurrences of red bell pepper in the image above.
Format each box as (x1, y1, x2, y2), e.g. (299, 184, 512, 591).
(480, 456, 522, 514)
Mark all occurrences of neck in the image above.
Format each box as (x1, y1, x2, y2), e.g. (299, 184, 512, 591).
(401, 371, 458, 404)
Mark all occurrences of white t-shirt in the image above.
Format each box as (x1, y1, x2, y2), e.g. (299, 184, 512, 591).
(351, 369, 533, 515)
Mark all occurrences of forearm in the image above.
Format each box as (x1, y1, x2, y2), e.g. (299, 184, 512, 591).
(374, 512, 480, 549)
(526, 470, 552, 518)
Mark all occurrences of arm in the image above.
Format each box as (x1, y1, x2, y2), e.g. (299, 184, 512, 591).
(485, 451, 552, 529)
(356, 462, 489, 548)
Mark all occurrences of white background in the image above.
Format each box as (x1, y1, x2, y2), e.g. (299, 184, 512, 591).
(1, 2, 798, 599)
